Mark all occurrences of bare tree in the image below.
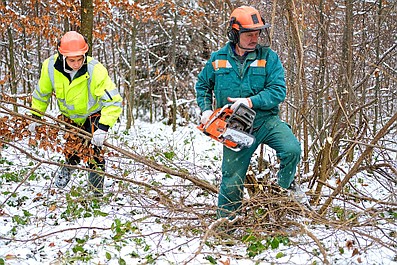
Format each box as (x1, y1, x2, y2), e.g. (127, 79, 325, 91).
(80, 0, 94, 55)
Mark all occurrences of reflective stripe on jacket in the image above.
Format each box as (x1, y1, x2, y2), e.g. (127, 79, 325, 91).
(195, 42, 287, 129)
(32, 54, 122, 127)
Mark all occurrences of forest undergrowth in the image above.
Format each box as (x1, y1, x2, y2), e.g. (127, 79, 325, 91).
(0, 100, 396, 264)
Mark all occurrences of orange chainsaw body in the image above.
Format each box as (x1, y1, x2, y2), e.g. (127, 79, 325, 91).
(197, 104, 256, 151)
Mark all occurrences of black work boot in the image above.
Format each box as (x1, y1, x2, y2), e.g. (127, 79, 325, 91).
(55, 166, 75, 188)
(88, 172, 104, 197)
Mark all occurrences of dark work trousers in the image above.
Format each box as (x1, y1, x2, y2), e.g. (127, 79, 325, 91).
(64, 113, 105, 192)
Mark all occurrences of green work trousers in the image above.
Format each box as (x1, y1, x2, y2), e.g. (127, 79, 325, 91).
(217, 115, 301, 219)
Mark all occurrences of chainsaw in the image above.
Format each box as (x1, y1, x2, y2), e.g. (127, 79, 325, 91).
(197, 104, 256, 152)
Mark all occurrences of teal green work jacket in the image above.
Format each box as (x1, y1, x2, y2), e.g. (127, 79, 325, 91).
(195, 42, 286, 129)
(32, 54, 122, 129)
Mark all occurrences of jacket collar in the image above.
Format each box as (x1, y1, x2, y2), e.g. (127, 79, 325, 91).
(54, 53, 88, 82)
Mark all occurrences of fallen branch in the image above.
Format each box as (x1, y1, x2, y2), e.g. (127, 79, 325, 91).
(0, 99, 218, 194)
(295, 221, 330, 265)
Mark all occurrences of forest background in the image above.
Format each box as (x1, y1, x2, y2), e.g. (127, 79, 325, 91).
(0, 0, 396, 264)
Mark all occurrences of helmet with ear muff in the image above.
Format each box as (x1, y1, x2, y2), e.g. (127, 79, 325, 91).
(227, 6, 270, 44)
(58, 31, 89, 57)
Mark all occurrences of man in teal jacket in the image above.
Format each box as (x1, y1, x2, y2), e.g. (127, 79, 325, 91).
(29, 31, 122, 196)
(195, 6, 301, 219)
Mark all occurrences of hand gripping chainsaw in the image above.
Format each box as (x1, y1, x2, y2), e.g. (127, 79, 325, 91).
(197, 104, 256, 152)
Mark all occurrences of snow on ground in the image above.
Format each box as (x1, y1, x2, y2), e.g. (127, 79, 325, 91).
(0, 117, 396, 264)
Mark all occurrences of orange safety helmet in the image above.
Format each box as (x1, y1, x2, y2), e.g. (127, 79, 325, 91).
(58, 31, 89, 57)
(227, 6, 270, 44)
(230, 6, 268, 32)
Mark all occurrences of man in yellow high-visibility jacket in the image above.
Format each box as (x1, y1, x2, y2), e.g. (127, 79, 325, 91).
(29, 31, 122, 196)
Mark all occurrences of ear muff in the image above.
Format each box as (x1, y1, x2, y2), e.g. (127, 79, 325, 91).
(227, 17, 239, 44)
(227, 28, 239, 44)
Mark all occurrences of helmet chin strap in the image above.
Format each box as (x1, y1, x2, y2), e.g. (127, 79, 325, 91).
(235, 31, 259, 53)
(63, 55, 85, 74)
(237, 42, 256, 52)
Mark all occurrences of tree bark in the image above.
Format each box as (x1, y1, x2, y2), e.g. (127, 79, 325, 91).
(315, 0, 327, 146)
(170, 10, 178, 132)
(126, 17, 137, 129)
(6, 27, 17, 112)
(285, 0, 309, 174)
(80, 0, 94, 56)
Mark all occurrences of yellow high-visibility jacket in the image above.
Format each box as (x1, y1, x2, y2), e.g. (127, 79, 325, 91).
(32, 54, 122, 129)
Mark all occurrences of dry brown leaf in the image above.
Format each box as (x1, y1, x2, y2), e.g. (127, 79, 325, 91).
(91, 230, 98, 239)
(219, 258, 230, 265)
(49, 205, 57, 211)
(352, 248, 360, 257)
(5, 254, 16, 260)
(33, 196, 42, 202)
(28, 138, 37, 146)
(357, 257, 362, 263)
(346, 240, 354, 250)
(336, 177, 341, 185)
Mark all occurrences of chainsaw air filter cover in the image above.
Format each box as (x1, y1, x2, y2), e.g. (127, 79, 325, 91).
(227, 104, 256, 133)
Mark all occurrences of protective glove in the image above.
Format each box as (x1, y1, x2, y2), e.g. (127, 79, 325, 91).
(28, 121, 40, 133)
(227, 97, 252, 111)
(200, 110, 213, 124)
(91, 129, 108, 147)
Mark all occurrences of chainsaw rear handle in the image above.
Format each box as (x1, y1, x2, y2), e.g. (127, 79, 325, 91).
(198, 104, 232, 128)
(198, 103, 255, 129)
